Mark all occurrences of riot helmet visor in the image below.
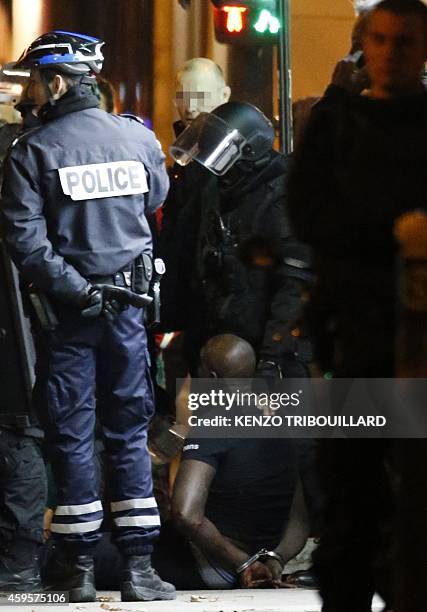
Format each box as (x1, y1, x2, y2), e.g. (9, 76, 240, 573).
(170, 112, 247, 175)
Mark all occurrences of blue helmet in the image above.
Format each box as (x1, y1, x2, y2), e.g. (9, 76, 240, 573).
(13, 31, 104, 76)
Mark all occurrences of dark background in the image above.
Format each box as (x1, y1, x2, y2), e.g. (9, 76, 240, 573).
(46, 0, 154, 118)
(1, 0, 154, 119)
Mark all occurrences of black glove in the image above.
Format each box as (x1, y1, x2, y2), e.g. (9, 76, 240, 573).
(81, 284, 152, 320)
(80, 285, 122, 319)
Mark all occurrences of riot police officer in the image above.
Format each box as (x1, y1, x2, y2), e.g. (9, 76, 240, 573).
(1, 31, 175, 603)
(170, 101, 312, 377)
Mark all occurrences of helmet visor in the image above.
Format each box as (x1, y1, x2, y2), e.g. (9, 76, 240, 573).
(169, 113, 247, 175)
(0, 64, 29, 106)
(2, 62, 30, 78)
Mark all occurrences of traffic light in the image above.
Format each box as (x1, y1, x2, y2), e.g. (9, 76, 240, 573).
(212, 0, 281, 45)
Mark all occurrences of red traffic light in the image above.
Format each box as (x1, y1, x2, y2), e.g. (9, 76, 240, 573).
(212, 1, 280, 45)
(214, 4, 249, 41)
(223, 6, 247, 33)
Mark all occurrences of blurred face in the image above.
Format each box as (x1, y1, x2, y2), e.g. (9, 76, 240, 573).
(175, 68, 230, 125)
(363, 10, 427, 98)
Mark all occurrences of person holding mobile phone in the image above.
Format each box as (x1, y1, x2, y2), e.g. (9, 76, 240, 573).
(287, 1, 427, 610)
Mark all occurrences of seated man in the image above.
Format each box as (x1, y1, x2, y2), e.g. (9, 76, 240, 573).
(42, 334, 312, 591)
(172, 334, 311, 589)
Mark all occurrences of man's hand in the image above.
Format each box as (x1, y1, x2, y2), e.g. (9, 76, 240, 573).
(331, 55, 369, 95)
(241, 559, 287, 589)
(240, 561, 274, 588)
(265, 557, 285, 582)
(80, 284, 152, 320)
(80, 284, 123, 319)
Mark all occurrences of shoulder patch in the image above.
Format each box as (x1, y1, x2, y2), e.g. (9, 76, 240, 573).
(119, 113, 145, 126)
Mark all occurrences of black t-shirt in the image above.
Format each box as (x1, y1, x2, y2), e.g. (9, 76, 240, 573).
(182, 438, 297, 552)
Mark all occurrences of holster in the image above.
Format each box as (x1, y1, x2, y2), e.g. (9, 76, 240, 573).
(27, 286, 58, 331)
(131, 253, 153, 295)
(130, 254, 166, 326)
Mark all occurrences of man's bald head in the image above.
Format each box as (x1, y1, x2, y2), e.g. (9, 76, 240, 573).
(175, 57, 231, 125)
(177, 58, 226, 84)
(199, 334, 256, 378)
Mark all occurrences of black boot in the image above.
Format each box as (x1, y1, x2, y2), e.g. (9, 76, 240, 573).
(121, 555, 176, 601)
(45, 548, 96, 603)
(0, 542, 41, 592)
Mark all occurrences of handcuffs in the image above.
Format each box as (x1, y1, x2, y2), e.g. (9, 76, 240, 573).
(236, 548, 285, 574)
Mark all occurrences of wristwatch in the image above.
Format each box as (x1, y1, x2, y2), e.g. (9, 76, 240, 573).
(236, 548, 285, 574)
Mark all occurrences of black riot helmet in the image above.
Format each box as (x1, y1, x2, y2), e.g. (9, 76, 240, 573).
(13, 31, 104, 77)
(212, 102, 275, 163)
(170, 101, 275, 176)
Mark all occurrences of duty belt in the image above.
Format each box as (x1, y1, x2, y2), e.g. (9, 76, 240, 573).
(89, 254, 153, 295)
(87, 269, 132, 289)
(87, 255, 165, 325)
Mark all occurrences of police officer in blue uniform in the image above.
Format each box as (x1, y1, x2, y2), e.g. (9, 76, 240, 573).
(0, 31, 175, 603)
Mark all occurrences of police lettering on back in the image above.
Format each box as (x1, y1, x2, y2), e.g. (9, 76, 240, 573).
(59, 160, 149, 201)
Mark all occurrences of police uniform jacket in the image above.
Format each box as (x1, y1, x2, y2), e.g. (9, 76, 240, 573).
(1, 89, 169, 304)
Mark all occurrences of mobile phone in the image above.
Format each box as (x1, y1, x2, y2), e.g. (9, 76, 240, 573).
(351, 50, 365, 69)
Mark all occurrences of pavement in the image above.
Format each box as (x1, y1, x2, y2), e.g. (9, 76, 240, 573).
(1, 589, 386, 612)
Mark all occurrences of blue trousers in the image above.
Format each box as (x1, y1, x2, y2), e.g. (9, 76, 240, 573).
(33, 306, 159, 556)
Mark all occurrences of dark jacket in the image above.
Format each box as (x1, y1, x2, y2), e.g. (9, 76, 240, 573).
(287, 90, 427, 375)
(1, 86, 169, 303)
(161, 150, 311, 369)
(0, 122, 20, 164)
(159, 121, 214, 330)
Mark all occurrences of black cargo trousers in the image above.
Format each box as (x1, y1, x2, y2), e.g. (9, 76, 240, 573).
(0, 428, 47, 562)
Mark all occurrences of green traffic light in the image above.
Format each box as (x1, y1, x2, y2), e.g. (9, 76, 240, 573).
(253, 9, 281, 34)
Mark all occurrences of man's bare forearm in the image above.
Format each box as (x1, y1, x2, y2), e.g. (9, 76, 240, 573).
(189, 515, 249, 571)
(172, 459, 250, 571)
